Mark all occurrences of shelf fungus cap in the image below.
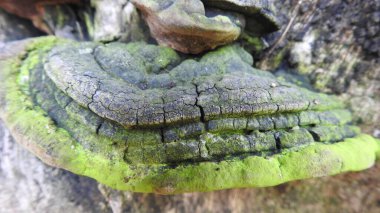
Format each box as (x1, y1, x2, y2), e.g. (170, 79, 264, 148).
(202, 0, 280, 35)
(132, 0, 246, 54)
(0, 37, 380, 194)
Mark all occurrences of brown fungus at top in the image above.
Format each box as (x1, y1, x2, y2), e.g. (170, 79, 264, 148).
(132, 0, 279, 54)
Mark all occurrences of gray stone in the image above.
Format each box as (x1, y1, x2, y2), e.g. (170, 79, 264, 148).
(0, 120, 110, 213)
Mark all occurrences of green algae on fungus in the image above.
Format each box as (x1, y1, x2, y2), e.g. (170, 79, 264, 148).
(0, 37, 379, 194)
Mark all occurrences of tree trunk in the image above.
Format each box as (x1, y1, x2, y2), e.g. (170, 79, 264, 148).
(0, 0, 379, 212)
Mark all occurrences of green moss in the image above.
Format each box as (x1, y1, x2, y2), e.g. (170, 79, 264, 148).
(376, 139, 380, 159)
(258, 44, 288, 70)
(201, 44, 253, 66)
(240, 33, 264, 53)
(121, 42, 181, 73)
(83, 12, 94, 40)
(139, 134, 379, 193)
(297, 63, 312, 75)
(55, 6, 66, 28)
(153, 46, 180, 69)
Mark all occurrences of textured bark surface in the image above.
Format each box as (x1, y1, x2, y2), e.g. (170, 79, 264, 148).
(259, 0, 380, 135)
(0, 0, 380, 212)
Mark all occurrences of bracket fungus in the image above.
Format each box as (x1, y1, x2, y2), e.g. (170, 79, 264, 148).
(0, 37, 379, 194)
(202, 0, 279, 35)
(132, 0, 279, 54)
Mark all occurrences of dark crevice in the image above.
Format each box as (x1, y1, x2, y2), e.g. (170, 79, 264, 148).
(308, 129, 321, 142)
(164, 150, 279, 167)
(87, 85, 99, 109)
(194, 84, 206, 123)
(196, 100, 206, 122)
(161, 97, 167, 125)
(135, 111, 139, 126)
(62, 99, 73, 109)
(197, 142, 203, 159)
(160, 128, 165, 143)
(244, 129, 254, 135)
(95, 122, 103, 135)
(194, 84, 207, 122)
(99, 37, 122, 44)
(306, 101, 312, 110)
(274, 132, 282, 151)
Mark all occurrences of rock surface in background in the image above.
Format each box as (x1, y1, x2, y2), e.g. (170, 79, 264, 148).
(91, 0, 150, 42)
(0, 120, 110, 213)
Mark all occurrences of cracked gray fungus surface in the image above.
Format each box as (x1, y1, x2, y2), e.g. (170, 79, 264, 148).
(29, 40, 359, 165)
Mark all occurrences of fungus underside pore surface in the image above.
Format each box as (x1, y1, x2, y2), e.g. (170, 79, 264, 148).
(0, 37, 379, 194)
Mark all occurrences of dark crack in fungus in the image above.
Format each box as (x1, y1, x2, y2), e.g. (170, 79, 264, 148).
(0, 37, 379, 194)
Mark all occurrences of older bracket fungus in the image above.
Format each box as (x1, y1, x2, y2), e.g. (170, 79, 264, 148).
(132, 0, 279, 54)
(202, 0, 280, 35)
(0, 37, 379, 194)
(132, 0, 245, 54)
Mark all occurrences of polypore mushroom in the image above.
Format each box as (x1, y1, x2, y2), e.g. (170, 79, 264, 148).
(0, 37, 379, 194)
(132, 0, 280, 54)
(132, 0, 246, 54)
(202, 0, 280, 35)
